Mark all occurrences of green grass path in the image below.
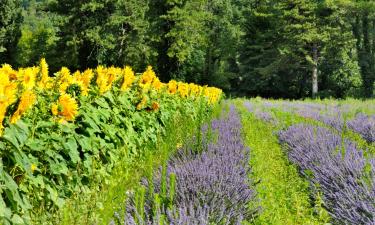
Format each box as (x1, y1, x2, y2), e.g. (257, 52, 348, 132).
(237, 104, 330, 225)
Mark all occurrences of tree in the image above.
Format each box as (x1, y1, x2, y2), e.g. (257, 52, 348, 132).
(14, 0, 59, 69)
(0, 0, 23, 64)
(239, 0, 359, 98)
(49, 0, 153, 71)
(349, 0, 375, 97)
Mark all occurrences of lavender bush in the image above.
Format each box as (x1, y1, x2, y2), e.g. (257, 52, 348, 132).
(115, 105, 256, 224)
(243, 102, 277, 124)
(347, 113, 375, 143)
(279, 124, 375, 224)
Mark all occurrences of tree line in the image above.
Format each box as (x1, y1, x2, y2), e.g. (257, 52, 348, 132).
(1, 0, 375, 98)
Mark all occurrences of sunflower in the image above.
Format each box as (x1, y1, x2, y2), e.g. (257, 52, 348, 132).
(136, 95, 148, 110)
(51, 103, 58, 116)
(79, 69, 94, 95)
(167, 80, 177, 94)
(1, 64, 18, 80)
(57, 94, 78, 121)
(139, 66, 155, 89)
(152, 77, 163, 91)
(3, 82, 18, 106)
(96, 66, 113, 94)
(121, 66, 135, 91)
(151, 101, 160, 111)
(59, 67, 72, 84)
(20, 67, 38, 90)
(38, 58, 52, 89)
(177, 82, 189, 98)
(10, 90, 37, 124)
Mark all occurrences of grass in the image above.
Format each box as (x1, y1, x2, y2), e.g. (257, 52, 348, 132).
(236, 102, 330, 225)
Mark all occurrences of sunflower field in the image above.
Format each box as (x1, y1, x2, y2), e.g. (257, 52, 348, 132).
(0, 59, 222, 224)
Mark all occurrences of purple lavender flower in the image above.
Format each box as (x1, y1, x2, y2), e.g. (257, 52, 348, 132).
(279, 124, 375, 224)
(118, 105, 257, 224)
(347, 113, 375, 143)
(244, 102, 277, 124)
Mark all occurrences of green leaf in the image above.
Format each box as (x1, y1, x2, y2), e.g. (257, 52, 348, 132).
(50, 162, 69, 175)
(2, 122, 29, 150)
(11, 214, 24, 224)
(63, 137, 80, 163)
(0, 196, 12, 219)
(46, 186, 65, 208)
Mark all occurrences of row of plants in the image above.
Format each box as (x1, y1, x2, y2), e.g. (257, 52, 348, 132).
(110, 104, 256, 224)
(241, 99, 375, 224)
(238, 101, 329, 224)
(0, 60, 222, 224)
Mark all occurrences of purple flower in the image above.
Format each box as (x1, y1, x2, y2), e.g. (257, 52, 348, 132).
(279, 124, 375, 224)
(347, 113, 375, 143)
(118, 105, 257, 224)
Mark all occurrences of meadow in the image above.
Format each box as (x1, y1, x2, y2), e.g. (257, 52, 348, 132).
(1, 60, 375, 224)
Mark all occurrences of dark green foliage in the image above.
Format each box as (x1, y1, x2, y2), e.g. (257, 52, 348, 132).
(0, 0, 23, 64)
(5, 0, 375, 98)
(239, 0, 362, 98)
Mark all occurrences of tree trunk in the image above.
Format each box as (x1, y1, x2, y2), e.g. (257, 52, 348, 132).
(312, 43, 318, 98)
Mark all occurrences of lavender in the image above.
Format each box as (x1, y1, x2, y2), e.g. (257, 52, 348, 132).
(347, 113, 375, 143)
(117, 105, 256, 224)
(279, 124, 375, 224)
(243, 102, 277, 124)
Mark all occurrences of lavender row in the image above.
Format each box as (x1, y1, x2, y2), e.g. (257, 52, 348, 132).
(260, 101, 375, 143)
(243, 102, 277, 124)
(116, 105, 256, 224)
(347, 113, 375, 143)
(278, 124, 375, 224)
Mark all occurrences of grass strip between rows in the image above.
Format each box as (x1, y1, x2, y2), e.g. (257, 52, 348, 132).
(237, 103, 330, 225)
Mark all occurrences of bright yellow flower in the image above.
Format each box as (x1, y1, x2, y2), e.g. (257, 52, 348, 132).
(139, 66, 155, 89)
(189, 83, 200, 97)
(152, 77, 163, 91)
(1, 64, 18, 80)
(1, 82, 18, 106)
(96, 66, 113, 94)
(0, 76, 17, 135)
(121, 66, 135, 91)
(77, 69, 94, 95)
(57, 94, 78, 121)
(177, 82, 189, 98)
(136, 95, 148, 110)
(10, 90, 37, 124)
(51, 103, 58, 116)
(38, 58, 52, 89)
(31, 164, 37, 173)
(59, 67, 72, 84)
(20, 67, 38, 90)
(167, 80, 177, 94)
(107, 66, 121, 85)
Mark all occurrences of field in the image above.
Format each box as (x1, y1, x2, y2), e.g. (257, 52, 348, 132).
(1, 61, 375, 224)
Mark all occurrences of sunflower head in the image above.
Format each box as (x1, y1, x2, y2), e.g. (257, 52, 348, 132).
(136, 95, 148, 110)
(56, 94, 78, 121)
(20, 67, 38, 90)
(1, 64, 18, 80)
(167, 80, 177, 94)
(121, 66, 135, 91)
(139, 66, 155, 88)
(151, 101, 159, 111)
(10, 90, 37, 124)
(51, 103, 59, 116)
